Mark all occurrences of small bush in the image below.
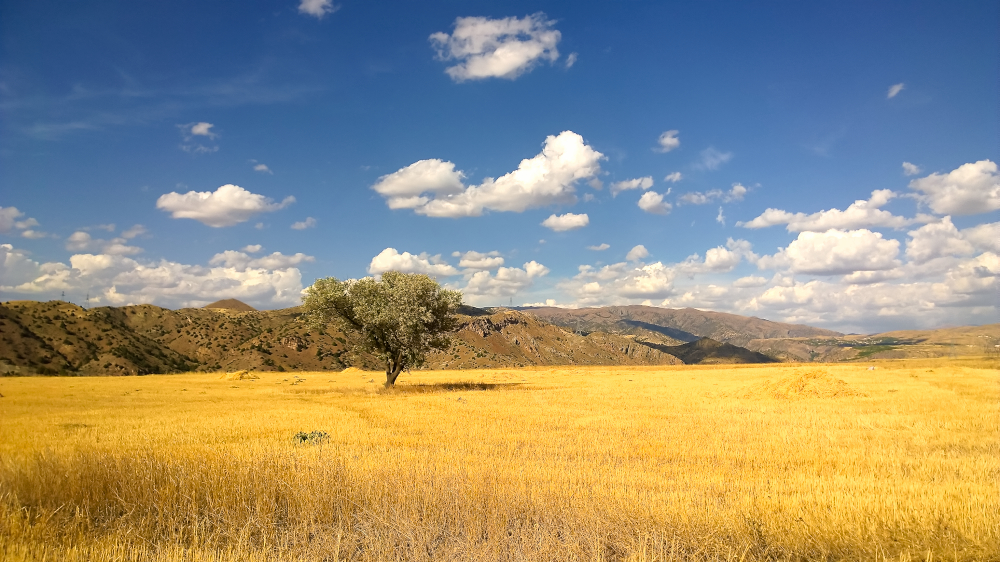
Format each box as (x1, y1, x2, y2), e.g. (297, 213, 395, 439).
(293, 430, 329, 445)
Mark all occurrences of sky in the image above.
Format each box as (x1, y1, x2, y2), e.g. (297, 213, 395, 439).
(1, 0, 998, 334)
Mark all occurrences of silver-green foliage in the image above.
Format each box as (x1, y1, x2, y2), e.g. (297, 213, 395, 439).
(303, 271, 463, 386)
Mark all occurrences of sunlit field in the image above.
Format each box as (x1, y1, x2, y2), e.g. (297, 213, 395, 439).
(1, 359, 997, 561)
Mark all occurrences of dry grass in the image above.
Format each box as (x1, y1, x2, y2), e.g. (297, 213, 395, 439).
(0, 359, 997, 561)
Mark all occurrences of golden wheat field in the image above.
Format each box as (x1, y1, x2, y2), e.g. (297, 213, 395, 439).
(1, 359, 997, 562)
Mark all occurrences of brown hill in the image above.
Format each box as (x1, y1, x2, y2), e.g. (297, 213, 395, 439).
(204, 299, 256, 311)
(520, 305, 841, 347)
(0, 301, 681, 376)
(646, 337, 778, 365)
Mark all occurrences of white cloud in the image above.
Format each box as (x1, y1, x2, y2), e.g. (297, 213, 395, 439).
(963, 222, 1000, 253)
(253, 163, 273, 174)
(241, 244, 263, 253)
(587, 243, 610, 251)
(94, 224, 116, 232)
(156, 184, 295, 227)
(637, 191, 671, 215)
(371, 159, 465, 209)
(368, 248, 459, 277)
(887, 83, 905, 99)
(1, 246, 309, 309)
(695, 147, 732, 170)
(374, 131, 604, 218)
(679, 189, 721, 205)
(679, 238, 758, 274)
(565, 52, 578, 68)
(733, 275, 768, 288)
(454, 250, 504, 270)
(759, 229, 901, 275)
(908, 160, 1000, 215)
(610, 176, 653, 196)
(291, 217, 317, 230)
(430, 13, 562, 82)
(461, 261, 549, 305)
(65, 231, 142, 256)
(299, 0, 338, 18)
(541, 212, 589, 231)
(905, 217, 975, 264)
(902, 162, 921, 176)
(716, 207, 725, 226)
(625, 244, 649, 262)
(187, 122, 216, 138)
(664, 172, 683, 183)
(567, 261, 676, 302)
(737, 189, 923, 232)
(0, 207, 46, 237)
(655, 130, 680, 153)
(209, 250, 315, 270)
(727, 183, 747, 201)
(121, 224, 147, 239)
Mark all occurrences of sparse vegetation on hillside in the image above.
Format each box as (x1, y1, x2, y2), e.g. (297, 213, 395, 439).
(0, 359, 996, 560)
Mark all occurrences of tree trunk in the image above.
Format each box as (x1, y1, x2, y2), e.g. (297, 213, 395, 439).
(384, 358, 404, 387)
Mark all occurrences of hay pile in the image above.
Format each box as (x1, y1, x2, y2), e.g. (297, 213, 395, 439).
(219, 370, 259, 381)
(340, 367, 365, 374)
(735, 370, 867, 399)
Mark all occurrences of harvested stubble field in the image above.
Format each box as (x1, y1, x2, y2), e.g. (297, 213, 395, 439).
(0, 359, 997, 561)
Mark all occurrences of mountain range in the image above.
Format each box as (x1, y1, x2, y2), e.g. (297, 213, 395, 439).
(1, 299, 994, 376)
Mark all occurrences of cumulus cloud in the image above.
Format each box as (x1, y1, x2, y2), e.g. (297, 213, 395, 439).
(541, 212, 589, 231)
(695, 147, 732, 170)
(759, 229, 901, 275)
(664, 172, 683, 183)
(368, 248, 460, 277)
(453, 250, 504, 270)
(291, 217, 317, 230)
(902, 162, 921, 176)
(156, 184, 295, 227)
(0, 245, 309, 309)
(461, 261, 549, 304)
(299, 0, 338, 18)
(887, 83, 905, 99)
(963, 221, 1000, 253)
(373, 131, 604, 218)
(905, 217, 975, 264)
(0, 207, 48, 237)
(732, 275, 768, 288)
(637, 191, 671, 215)
(188, 122, 216, 138)
(430, 13, 562, 81)
(120, 224, 147, 239)
(209, 250, 315, 270)
(610, 176, 653, 197)
(587, 243, 610, 251)
(65, 231, 142, 256)
(716, 207, 725, 226)
(727, 183, 747, 201)
(679, 238, 758, 274)
(655, 130, 680, 153)
(568, 260, 676, 302)
(253, 163, 273, 174)
(907, 160, 1000, 215)
(738, 190, 924, 232)
(625, 244, 649, 262)
(241, 244, 263, 253)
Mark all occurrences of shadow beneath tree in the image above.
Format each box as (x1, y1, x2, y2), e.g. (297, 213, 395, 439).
(380, 382, 523, 394)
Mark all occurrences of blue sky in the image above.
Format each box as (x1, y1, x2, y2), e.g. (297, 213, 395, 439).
(1, 0, 997, 333)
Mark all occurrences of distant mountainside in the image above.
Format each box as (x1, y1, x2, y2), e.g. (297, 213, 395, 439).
(646, 338, 779, 365)
(519, 305, 841, 346)
(0, 301, 682, 376)
(745, 323, 1000, 362)
(204, 299, 256, 312)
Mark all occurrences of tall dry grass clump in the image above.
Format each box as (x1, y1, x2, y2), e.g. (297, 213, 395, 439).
(1, 359, 997, 561)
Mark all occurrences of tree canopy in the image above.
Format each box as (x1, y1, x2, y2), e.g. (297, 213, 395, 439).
(303, 271, 463, 386)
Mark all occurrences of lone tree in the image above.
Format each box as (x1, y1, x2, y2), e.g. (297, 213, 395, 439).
(303, 271, 463, 387)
